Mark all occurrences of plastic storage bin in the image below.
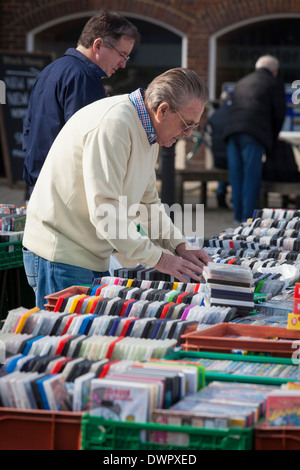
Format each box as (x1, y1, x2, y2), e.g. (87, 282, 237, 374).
(254, 422, 300, 450)
(0, 241, 35, 320)
(81, 414, 253, 451)
(181, 323, 300, 358)
(44, 286, 90, 311)
(0, 408, 82, 450)
(163, 350, 298, 386)
(0, 240, 23, 271)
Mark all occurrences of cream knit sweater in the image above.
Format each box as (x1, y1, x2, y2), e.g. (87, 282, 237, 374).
(23, 94, 186, 271)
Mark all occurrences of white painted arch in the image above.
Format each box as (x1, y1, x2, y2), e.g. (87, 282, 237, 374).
(209, 12, 300, 100)
(26, 10, 188, 67)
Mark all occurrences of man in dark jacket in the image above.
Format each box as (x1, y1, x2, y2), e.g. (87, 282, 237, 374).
(207, 91, 231, 208)
(23, 10, 140, 193)
(224, 55, 286, 223)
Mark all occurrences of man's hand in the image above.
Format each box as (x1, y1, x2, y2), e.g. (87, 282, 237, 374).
(154, 243, 212, 283)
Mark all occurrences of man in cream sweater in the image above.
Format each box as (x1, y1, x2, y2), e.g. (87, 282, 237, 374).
(23, 68, 211, 308)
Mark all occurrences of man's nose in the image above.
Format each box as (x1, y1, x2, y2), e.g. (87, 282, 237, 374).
(119, 59, 127, 68)
(183, 128, 193, 137)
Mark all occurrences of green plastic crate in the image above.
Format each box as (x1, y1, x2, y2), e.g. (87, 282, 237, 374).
(0, 240, 23, 270)
(81, 414, 253, 451)
(163, 350, 297, 386)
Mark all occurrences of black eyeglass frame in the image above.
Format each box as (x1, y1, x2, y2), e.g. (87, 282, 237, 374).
(106, 41, 130, 62)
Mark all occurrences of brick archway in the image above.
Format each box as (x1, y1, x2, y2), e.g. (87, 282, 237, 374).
(1, 0, 193, 49)
(197, 0, 300, 33)
(2, 1, 300, 88)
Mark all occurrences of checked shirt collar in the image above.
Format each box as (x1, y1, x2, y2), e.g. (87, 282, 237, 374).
(129, 88, 157, 145)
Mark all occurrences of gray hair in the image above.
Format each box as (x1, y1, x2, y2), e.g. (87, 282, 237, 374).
(144, 68, 209, 112)
(220, 90, 231, 104)
(255, 55, 279, 73)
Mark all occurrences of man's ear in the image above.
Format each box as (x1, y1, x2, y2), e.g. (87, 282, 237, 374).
(156, 102, 170, 121)
(93, 37, 103, 53)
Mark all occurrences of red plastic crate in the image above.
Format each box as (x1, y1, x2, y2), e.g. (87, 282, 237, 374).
(44, 286, 89, 311)
(181, 323, 300, 358)
(255, 422, 300, 450)
(0, 408, 82, 450)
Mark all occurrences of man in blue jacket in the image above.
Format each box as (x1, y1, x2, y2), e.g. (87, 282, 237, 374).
(23, 9, 140, 192)
(224, 55, 286, 223)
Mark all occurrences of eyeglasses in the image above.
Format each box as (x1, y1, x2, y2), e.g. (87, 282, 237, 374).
(106, 41, 130, 62)
(174, 109, 199, 132)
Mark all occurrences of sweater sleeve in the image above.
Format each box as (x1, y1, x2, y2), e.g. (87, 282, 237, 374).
(138, 171, 187, 253)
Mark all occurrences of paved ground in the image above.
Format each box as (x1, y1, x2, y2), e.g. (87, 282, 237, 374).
(0, 175, 286, 272)
(0, 176, 238, 239)
(2, 174, 287, 238)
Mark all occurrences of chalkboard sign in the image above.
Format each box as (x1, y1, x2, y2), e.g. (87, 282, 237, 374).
(0, 51, 52, 184)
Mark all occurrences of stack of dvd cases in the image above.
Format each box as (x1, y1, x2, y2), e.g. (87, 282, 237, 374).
(202, 262, 254, 316)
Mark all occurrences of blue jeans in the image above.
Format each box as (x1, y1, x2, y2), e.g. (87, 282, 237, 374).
(23, 248, 109, 309)
(227, 133, 265, 222)
(217, 181, 228, 196)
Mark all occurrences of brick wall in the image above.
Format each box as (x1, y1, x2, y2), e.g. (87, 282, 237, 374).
(1, 0, 300, 170)
(2, 0, 300, 86)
